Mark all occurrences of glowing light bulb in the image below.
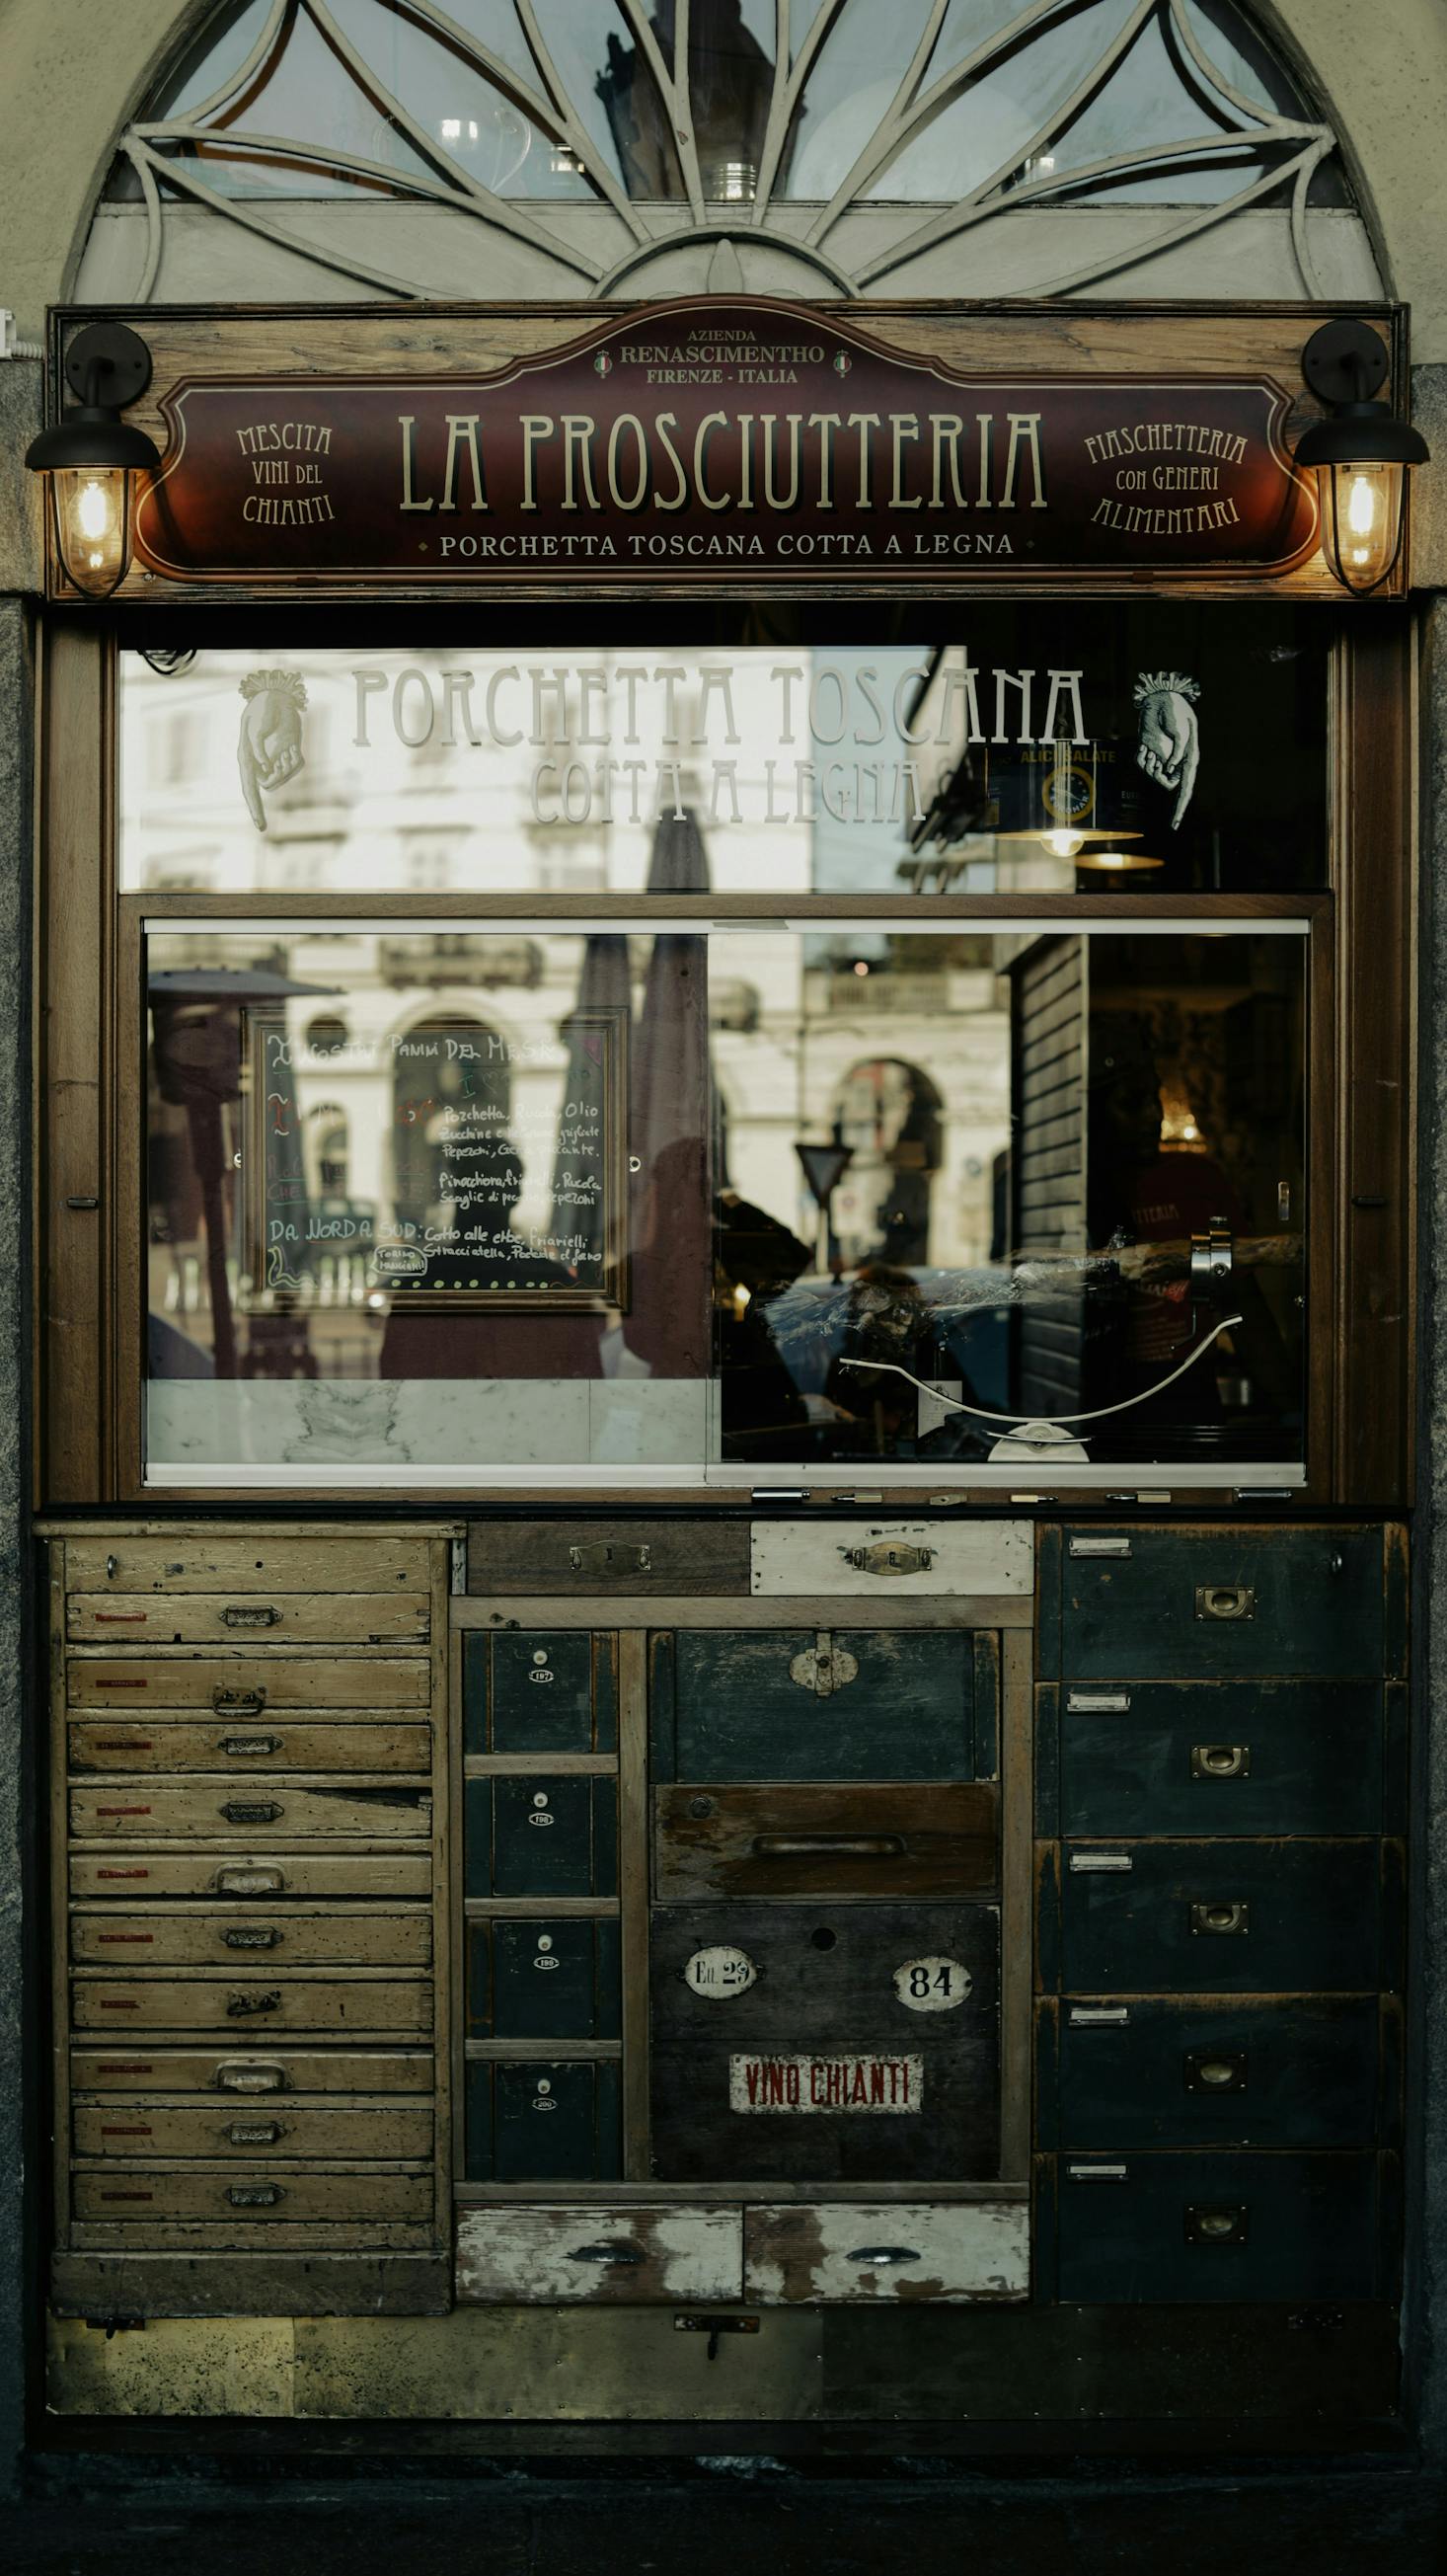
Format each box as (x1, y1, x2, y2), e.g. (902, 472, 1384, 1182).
(76, 477, 112, 542)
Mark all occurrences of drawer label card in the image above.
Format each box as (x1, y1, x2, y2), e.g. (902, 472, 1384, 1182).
(893, 1956, 972, 2012)
(684, 1945, 758, 1999)
(728, 2053, 923, 2114)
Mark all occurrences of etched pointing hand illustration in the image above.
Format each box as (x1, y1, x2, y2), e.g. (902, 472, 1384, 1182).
(238, 668, 307, 832)
(1133, 670, 1201, 828)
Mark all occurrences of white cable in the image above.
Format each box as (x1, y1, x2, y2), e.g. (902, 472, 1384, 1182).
(837, 1312, 1245, 1431)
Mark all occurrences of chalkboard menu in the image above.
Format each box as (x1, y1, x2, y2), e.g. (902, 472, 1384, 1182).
(244, 1008, 629, 1311)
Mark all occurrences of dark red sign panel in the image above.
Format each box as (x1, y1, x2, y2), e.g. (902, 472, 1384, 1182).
(133, 297, 1318, 587)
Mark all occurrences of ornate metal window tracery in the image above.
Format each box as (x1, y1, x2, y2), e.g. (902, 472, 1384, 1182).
(101, 0, 1355, 301)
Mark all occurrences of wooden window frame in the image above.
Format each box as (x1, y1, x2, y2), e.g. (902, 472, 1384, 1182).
(35, 612, 1416, 1512)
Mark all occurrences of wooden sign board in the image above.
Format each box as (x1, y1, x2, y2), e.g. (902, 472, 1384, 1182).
(52, 298, 1407, 600)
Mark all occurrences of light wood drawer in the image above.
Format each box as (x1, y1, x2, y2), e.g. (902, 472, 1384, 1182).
(70, 1908, 432, 1970)
(653, 1781, 998, 1902)
(74, 2100, 434, 2159)
(72, 2165, 434, 2225)
(70, 1975, 433, 2035)
(750, 1519, 1033, 1599)
(71, 2046, 434, 2096)
(68, 1594, 429, 1646)
(67, 1655, 430, 1709)
(69, 1849, 432, 1900)
(68, 1720, 432, 1776)
(454, 2204, 742, 2303)
(65, 1536, 430, 1595)
(69, 1781, 433, 1839)
(743, 2201, 1029, 2303)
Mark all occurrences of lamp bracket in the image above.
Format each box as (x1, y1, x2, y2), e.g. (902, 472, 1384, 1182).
(62, 321, 152, 411)
(1301, 320, 1389, 410)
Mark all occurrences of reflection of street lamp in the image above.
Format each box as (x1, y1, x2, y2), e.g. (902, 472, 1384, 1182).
(796, 1140, 853, 1275)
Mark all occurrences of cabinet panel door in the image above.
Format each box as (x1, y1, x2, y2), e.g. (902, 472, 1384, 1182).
(659, 1630, 979, 1780)
(654, 1782, 997, 1903)
(1051, 1995, 1384, 2147)
(1056, 1681, 1384, 1836)
(1059, 1529, 1385, 1679)
(466, 1916, 621, 2040)
(1057, 1840, 1384, 1992)
(463, 2060, 622, 2182)
(1055, 2152, 1383, 2302)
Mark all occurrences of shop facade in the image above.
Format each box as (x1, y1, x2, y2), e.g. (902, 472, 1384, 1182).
(2, 0, 1447, 2478)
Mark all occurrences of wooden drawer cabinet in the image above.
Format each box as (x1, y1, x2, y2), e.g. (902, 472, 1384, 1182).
(1051, 2151, 1389, 2303)
(1054, 1838, 1386, 1992)
(466, 1915, 621, 2041)
(654, 1780, 997, 1903)
(463, 2058, 622, 2182)
(467, 1517, 748, 1596)
(1055, 1526, 1396, 1681)
(46, 1521, 455, 2310)
(455, 2204, 741, 2303)
(1042, 1995, 1389, 2150)
(464, 1630, 618, 1754)
(1053, 1680, 1386, 1838)
(464, 1773, 619, 1898)
(744, 2201, 1029, 2303)
(652, 1628, 994, 1781)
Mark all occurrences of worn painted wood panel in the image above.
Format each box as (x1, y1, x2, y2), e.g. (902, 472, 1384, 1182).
(464, 2058, 622, 2183)
(658, 1629, 977, 1781)
(1053, 2150, 1385, 2303)
(1055, 1680, 1385, 1836)
(464, 1629, 618, 1755)
(68, 1721, 433, 1776)
(750, 1521, 1033, 1598)
(651, 1904, 999, 2050)
(654, 1782, 998, 1902)
(744, 2201, 1028, 2303)
(70, 1907, 432, 1970)
(68, 1848, 432, 1900)
(455, 2204, 742, 2303)
(466, 1915, 621, 2041)
(67, 1655, 430, 1708)
(70, 2046, 435, 2096)
(64, 1536, 430, 1593)
(71, 2166, 434, 2225)
(650, 2037, 999, 2185)
(1057, 1837, 1385, 1991)
(1046, 1993, 1384, 2148)
(73, 2100, 434, 2159)
(467, 1518, 749, 1596)
(1058, 1526, 1386, 1678)
(67, 1594, 430, 1645)
(465, 1774, 619, 1899)
(70, 1975, 433, 2036)
(68, 1780, 433, 1839)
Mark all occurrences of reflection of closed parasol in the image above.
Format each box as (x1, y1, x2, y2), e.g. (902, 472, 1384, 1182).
(551, 931, 631, 1278)
(149, 965, 336, 1376)
(626, 811, 713, 1378)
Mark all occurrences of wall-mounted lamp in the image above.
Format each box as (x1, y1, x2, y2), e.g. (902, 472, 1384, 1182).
(1295, 320, 1429, 596)
(25, 321, 162, 600)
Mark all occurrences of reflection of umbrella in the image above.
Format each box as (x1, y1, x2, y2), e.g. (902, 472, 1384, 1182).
(551, 933, 632, 1281)
(626, 812, 712, 1376)
(148, 965, 336, 1376)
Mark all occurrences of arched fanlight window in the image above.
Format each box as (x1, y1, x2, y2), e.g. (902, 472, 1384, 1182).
(89, 0, 1369, 305)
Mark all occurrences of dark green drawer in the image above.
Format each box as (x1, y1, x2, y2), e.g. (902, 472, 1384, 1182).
(651, 1629, 991, 1781)
(464, 2058, 621, 2182)
(1053, 2151, 1384, 2302)
(464, 1774, 619, 1898)
(1057, 1527, 1387, 1679)
(464, 1631, 617, 1754)
(1056, 1839, 1384, 1991)
(466, 1916, 621, 2041)
(1053, 1681, 1383, 1836)
(1044, 1995, 1385, 2148)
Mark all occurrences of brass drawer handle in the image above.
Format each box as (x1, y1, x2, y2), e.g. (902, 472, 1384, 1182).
(1190, 1901, 1250, 1936)
(227, 2183, 283, 2208)
(566, 1542, 652, 1574)
(226, 2120, 282, 2146)
(213, 1688, 267, 1716)
(225, 1991, 280, 2017)
(220, 1735, 281, 1757)
(213, 1865, 285, 1896)
(1190, 1744, 1251, 1780)
(1194, 1585, 1256, 1622)
(223, 1604, 281, 1628)
(215, 2061, 285, 2094)
(846, 2245, 922, 2266)
(751, 1833, 906, 1858)
(222, 1926, 280, 1949)
(1185, 2204, 1249, 2245)
(842, 1541, 933, 1577)
(1185, 2051, 1248, 2093)
(220, 1800, 282, 1825)
(568, 2241, 645, 2265)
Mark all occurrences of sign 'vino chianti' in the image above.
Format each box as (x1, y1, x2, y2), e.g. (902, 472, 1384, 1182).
(113, 298, 1342, 596)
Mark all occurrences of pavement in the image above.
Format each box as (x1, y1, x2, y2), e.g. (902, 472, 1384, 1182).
(1, 2465, 1444, 2576)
